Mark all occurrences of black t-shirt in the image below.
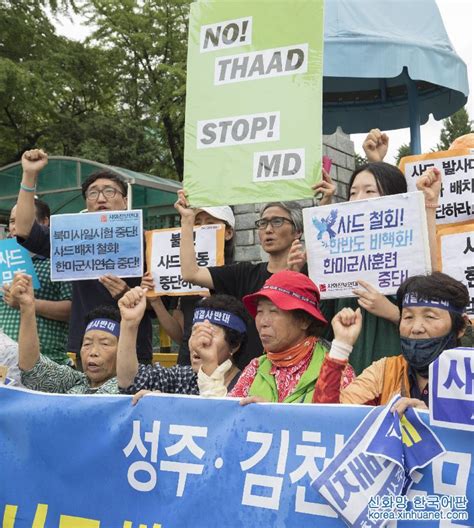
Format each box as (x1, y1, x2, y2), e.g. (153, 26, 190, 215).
(18, 222, 153, 361)
(208, 261, 272, 369)
(408, 366, 430, 406)
(176, 295, 202, 366)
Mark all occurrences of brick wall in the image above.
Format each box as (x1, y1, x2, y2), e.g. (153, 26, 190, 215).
(233, 129, 355, 263)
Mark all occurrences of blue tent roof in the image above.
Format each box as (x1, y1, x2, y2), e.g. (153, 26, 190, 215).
(322, 0, 469, 137)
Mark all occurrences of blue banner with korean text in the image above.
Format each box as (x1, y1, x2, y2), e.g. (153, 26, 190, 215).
(0, 238, 40, 290)
(430, 348, 474, 432)
(49, 210, 143, 281)
(0, 386, 472, 527)
(313, 396, 446, 527)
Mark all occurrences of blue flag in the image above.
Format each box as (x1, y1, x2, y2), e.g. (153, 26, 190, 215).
(313, 396, 446, 528)
(430, 347, 474, 432)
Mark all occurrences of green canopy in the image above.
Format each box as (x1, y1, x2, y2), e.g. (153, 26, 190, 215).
(0, 156, 182, 230)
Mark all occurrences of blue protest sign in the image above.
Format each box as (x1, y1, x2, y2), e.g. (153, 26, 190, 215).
(0, 238, 40, 290)
(430, 347, 474, 432)
(0, 387, 472, 527)
(50, 210, 143, 281)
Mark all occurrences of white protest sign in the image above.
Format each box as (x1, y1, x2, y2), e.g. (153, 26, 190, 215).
(400, 149, 474, 226)
(146, 224, 225, 296)
(50, 210, 143, 281)
(303, 192, 431, 299)
(438, 223, 474, 320)
(200, 16, 253, 53)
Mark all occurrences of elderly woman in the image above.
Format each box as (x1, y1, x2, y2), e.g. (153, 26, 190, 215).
(313, 272, 471, 413)
(116, 287, 250, 397)
(195, 270, 354, 402)
(13, 273, 119, 394)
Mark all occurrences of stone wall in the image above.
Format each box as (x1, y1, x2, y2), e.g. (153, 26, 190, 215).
(233, 129, 355, 263)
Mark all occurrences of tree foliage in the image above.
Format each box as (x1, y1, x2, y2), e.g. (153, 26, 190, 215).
(85, 0, 191, 179)
(354, 153, 367, 169)
(395, 143, 411, 166)
(436, 106, 473, 151)
(0, 0, 191, 181)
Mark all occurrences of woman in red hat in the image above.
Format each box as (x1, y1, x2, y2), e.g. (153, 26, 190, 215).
(192, 270, 354, 403)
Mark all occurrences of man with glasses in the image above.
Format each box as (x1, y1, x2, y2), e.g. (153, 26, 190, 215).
(176, 192, 303, 368)
(13, 149, 153, 364)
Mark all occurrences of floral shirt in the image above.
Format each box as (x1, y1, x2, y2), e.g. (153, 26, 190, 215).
(21, 354, 118, 394)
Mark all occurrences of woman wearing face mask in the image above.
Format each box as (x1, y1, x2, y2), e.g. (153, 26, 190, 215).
(289, 161, 441, 375)
(312, 272, 471, 413)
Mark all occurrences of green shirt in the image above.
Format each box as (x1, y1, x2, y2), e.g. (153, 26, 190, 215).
(21, 354, 118, 394)
(321, 297, 401, 375)
(0, 256, 71, 364)
(248, 341, 327, 403)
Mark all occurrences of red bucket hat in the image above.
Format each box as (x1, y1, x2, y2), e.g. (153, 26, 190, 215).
(243, 270, 327, 325)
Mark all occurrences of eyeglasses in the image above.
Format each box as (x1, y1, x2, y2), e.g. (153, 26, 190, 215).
(85, 187, 124, 201)
(255, 217, 294, 230)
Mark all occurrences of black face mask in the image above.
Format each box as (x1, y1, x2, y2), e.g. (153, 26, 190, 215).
(400, 331, 458, 378)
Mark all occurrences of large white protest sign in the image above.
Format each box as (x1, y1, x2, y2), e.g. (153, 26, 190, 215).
(400, 149, 474, 226)
(50, 210, 143, 281)
(303, 192, 431, 299)
(430, 348, 474, 432)
(438, 223, 474, 320)
(146, 224, 225, 296)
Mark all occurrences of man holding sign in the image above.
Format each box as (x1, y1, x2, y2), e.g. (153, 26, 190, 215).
(14, 150, 153, 363)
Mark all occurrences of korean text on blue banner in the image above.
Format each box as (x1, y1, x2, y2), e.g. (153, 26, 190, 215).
(0, 387, 472, 527)
(0, 238, 40, 290)
(430, 347, 474, 432)
(313, 395, 446, 527)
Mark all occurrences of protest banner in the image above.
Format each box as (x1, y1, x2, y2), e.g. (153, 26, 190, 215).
(314, 395, 446, 528)
(399, 149, 474, 226)
(430, 348, 474, 433)
(0, 238, 40, 290)
(50, 210, 143, 281)
(184, 1, 324, 206)
(437, 222, 474, 319)
(303, 192, 431, 299)
(0, 386, 472, 528)
(145, 224, 225, 296)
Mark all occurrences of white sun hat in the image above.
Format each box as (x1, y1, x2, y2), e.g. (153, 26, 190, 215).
(195, 206, 235, 229)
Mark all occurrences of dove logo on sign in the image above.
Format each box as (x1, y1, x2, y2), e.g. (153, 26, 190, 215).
(312, 210, 338, 247)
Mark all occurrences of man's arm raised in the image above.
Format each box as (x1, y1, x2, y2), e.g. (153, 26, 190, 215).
(16, 149, 48, 239)
(11, 274, 40, 371)
(175, 190, 214, 290)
